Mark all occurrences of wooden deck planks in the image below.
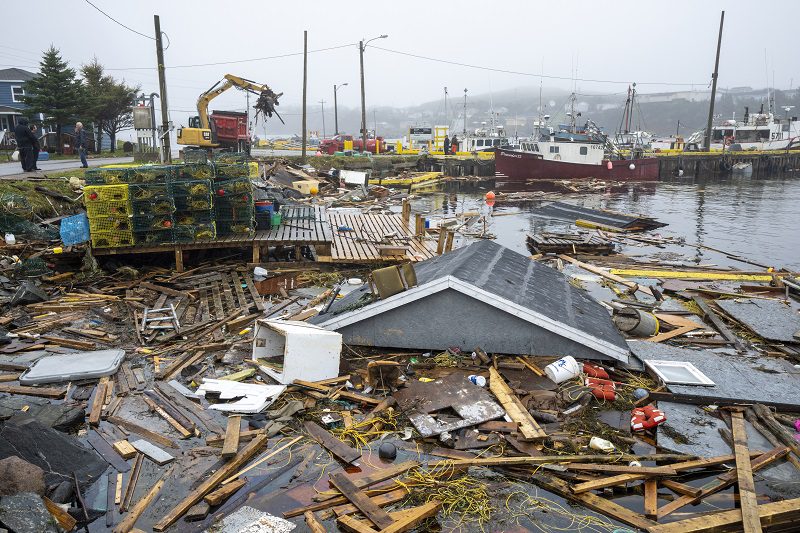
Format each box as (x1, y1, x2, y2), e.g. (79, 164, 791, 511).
(328, 211, 436, 263)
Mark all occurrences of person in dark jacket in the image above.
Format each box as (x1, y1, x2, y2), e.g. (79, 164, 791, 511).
(443, 135, 451, 155)
(29, 123, 41, 171)
(13, 117, 38, 172)
(75, 122, 88, 168)
(451, 134, 459, 154)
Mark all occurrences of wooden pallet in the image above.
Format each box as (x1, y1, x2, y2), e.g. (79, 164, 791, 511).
(328, 212, 437, 263)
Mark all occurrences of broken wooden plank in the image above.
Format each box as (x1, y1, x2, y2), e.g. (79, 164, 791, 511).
(752, 404, 800, 461)
(329, 472, 394, 530)
(660, 479, 702, 498)
(647, 324, 699, 343)
(120, 453, 143, 513)
(305, 420, 361, 464)
(142, 396, 192, 438)
(337, 500, 442, 533)
(331, 488, 409, 518)
(564, 464, 677, 476)
(107, 415, 179, 449)
(221, 435, 303, 484)
(153, 433, 270, 531)
(646, 496, 800, 533)
(203, 478, 246, 506)
(86, 431, 131, 473)
(294, 379, 381, 406)
(88, 377, 111, 426)
(558, 254, 655, 297)
(488, 367, 546, 441)
(41, 335, 97, 350)
(644, 478, 658, 520)
(44, 496, 77, 531)
(657, 447, 789, 519)
(0, 383, 65, 398)
(221, 415, 242, 459)
(113, 440, 137, 460)
(156, 350, 206, 380)
(693, 297, 746, 353)
(113, 469, 169, 533)
(730, 410, 763, 533)
(304, 510, 327, 533)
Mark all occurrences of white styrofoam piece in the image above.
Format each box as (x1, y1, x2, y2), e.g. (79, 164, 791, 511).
(19, 349, 125, 385)
(252, 319, 342, 385)
(339, 169, 368, 185)
(214, 506, 295, 533)
(130, 439, 174, 465)
(196, 378, 286, 413)
(168, 379, 202, 399)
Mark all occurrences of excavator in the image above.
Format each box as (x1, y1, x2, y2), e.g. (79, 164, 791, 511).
(177, 74, 283, 152)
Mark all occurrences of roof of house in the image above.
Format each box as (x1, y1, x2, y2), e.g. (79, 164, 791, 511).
(0, 68, 36, 82)
(312, 240, 629, 361)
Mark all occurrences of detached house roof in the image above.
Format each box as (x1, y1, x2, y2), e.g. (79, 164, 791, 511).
(311, 240, 630, 363)
(0, 68, 36, 82)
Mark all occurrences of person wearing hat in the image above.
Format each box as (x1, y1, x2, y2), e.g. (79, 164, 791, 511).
(13, 117, 39, 172)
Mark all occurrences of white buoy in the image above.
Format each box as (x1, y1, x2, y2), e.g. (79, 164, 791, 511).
(606, 161, 613, 170)
(678, 169, 684, 177)
(629, 163, 636, 170)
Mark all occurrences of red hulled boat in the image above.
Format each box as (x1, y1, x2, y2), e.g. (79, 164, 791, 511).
(495, 148, 660, 182)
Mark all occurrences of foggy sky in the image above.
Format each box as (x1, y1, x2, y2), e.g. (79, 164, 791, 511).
(2, 0, 797, 140)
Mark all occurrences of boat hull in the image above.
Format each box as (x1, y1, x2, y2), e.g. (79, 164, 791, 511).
(495, 148, 660, 181)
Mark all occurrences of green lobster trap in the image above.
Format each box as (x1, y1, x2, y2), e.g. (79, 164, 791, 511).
(174, 222, 216, 242)
(132, 196, 175, 216)
(134, 230, 174, 246)
(132, 214, 175, 232)
(215, 218, 255, 237)
(174, 210, 213, 226)
(129, 182, 169, 200)
(127, 165, 176, 183)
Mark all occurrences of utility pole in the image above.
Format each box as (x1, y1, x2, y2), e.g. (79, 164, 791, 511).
(319, 100, 326, 139)
(301, 30, 308, 160)
(359, 40, 366, 152)
(333, 83, 347, 136)
(154, 15, 171, 162)
(704, 10, 725, 151)
(444, 87, 448, 128)
(463, 88, 467, 136)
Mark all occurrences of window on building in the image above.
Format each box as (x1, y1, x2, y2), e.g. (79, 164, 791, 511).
(580, 146, 588, 155)
(11, 87, 24, 102)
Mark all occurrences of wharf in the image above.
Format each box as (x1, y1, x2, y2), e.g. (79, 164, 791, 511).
(92, 205, 436, 270)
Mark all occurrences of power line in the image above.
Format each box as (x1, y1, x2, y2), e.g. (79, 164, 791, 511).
(105, 43, 357, 71)
(370, 45, 702, 87)
(83, 0, 155, 40)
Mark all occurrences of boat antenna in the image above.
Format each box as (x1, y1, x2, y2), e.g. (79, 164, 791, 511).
(538, 59, 544, 136)
(764, 49, 771, 115)
(444, 86, 448, 130)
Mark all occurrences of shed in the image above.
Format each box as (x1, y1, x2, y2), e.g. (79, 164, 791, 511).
(310, 240, 629, 363)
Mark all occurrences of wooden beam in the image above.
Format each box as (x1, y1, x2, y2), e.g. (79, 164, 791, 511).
(429, 453, 695, 470)
(730, 411, 763, 533)
(0, 384, 66, 398)
(304, 511, 327, 533)
(107, 415, 178, 449)
(221, 435, 302, 484)
(120, 453, 143, 513)
(113, 470, 169, 533)
(113, 440, 137, 460)
(644, 479, 658, 520)
(293, 379, 381, 406)
(305, 421, 361, 464)
(752, 404, 800, 461)
(488, 367, 546, 440)
(88, 377, 110, 426)
(337, 500, 442, 533)
(153, 433, 270, 531)
(221, 415, 241, 459)
(693, 297, 746, 352)
(331, 488, 409, 518)
(657, 447, 789, 519)
(142, 396, 192, 438)
(558, 254, 655, 297)
(329, 472, 394, 530)
(646, 497, 800, 533)
(660, 479, 702, 498)
(647, 324, 698, 343)
(565, 464, 677, 476)
(156, 350, 205, 380)
(203, 478, 246, 506)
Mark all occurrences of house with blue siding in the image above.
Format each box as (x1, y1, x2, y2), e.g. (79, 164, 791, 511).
(0, 67, 37, 135)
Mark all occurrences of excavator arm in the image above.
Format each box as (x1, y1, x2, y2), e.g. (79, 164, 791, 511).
(195, 74, 283, 129)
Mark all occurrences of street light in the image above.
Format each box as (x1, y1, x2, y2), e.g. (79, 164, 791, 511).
(333, 83, 348, 136)
(360, 34, 388, 152)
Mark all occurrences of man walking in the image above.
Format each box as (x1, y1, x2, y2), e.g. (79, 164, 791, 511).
(443, 134, 451, 156)
(75, 122, 88, 168)
(13, 117, 38, 172)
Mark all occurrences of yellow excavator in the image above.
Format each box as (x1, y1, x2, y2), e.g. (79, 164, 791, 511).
(177, 74, 283, 152)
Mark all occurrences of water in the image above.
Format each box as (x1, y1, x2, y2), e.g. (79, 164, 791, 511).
(413, 176, 800, 271)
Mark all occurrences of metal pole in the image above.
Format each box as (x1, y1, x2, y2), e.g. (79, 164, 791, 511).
(154, 15, 171, 162)
(463, 88, 467, 136)
(319, 100, 326, 139)
(333, 84, 339, 135)
(704, 10, 725, 151)
(359, 40, 367, 152)
(302, 30, 308, 160)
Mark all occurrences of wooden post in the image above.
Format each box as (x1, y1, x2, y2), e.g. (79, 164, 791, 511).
(436, 230, 446, 255)
(301, 30, 308, 161)
(644, 478, 659, 520)
(444, 230, 455, 252)
(401, 199, 410, 226)
(174, 249, 184, 272)
(414, 214, 424, 238)
(252, 243, 260, 264)
(730, 410, 763, 533)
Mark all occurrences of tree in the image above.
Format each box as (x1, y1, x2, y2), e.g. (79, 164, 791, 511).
(22, 46, 83, 154)
(81, 59, 139, 153)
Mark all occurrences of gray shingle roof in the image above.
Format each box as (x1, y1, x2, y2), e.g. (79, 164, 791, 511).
(0, 68, 36, 82)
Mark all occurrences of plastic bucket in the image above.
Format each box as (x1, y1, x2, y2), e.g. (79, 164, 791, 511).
(544, 355, 581, 384)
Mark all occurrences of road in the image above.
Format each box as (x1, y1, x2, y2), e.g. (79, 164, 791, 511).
(0, 156, 134, 178)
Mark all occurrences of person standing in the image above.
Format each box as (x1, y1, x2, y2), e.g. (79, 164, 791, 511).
(443, 134, 451, 155)
(75, 122, 88, 168)
(13, 117, 38, 172)
(451, 134, 459, 154)
(29, 123, 41, 171)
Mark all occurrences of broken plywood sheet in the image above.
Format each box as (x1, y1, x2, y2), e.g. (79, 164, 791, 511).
(393, 373, 505, 438)
(716, 298, 800, 343)
(629, 341, 800, 410)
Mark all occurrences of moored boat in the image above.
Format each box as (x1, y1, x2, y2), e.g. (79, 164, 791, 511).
(495, 147, 659, 181)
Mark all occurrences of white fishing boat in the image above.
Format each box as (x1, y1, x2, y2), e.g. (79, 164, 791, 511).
(709, 105, 799, 151)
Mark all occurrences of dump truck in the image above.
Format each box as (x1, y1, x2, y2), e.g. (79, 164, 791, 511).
(177, 74, 283, 153)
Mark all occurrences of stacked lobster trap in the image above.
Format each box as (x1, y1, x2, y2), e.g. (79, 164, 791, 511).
(83, 156, 255, 248)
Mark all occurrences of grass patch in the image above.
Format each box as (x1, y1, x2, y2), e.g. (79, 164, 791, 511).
(0, 176, 83, 218)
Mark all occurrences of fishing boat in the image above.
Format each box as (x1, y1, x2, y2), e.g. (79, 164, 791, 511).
(708, 105, 799, 151)
(495, 91, 659, 182)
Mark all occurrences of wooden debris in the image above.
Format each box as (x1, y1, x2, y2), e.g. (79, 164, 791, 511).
(221, 435, 303, 484)
(488, 367, 546, 441)
(153, 433, 270, 531)
(304, 511, 327, 533)
(88, 377, 111, 426)
(337, 500, 442, 533)
(142, 396, 192, 438)
(221, 415, 242, 459)
(330, 472, 394, 529)
(43, 496, 77, 531)
(130, 439, 175, 465)
(0, 384, 66, 398)
(646, 496, 800, 533)
(107, 415, 179, 449)
(305, 420, 361, 464)
(203, 478, 246, 506)
(86, 431, 132, 473)
(113, 469, 169, 533)
(120, 453, 144, 513)
(730, 410, 764, 533)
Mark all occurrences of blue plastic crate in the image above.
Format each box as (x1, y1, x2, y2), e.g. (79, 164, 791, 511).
(60, 213, 90, 245)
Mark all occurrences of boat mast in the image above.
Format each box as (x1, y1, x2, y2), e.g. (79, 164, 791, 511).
(704, 10, 725, 151)
(444, 87, 448, 131)
(463, 88, 467, 136)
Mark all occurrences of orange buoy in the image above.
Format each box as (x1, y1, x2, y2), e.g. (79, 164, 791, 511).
(485, 191, 496, 200)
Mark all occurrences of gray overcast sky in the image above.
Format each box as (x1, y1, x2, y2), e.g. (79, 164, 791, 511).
(3, 0, 798, 137)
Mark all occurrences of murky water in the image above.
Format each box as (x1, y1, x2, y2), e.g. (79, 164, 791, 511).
(413, 176, 800, 271)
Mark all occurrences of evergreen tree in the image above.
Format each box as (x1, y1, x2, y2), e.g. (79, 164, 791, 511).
(22, 46, 84, 154)
(81, 58, 139, 153)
